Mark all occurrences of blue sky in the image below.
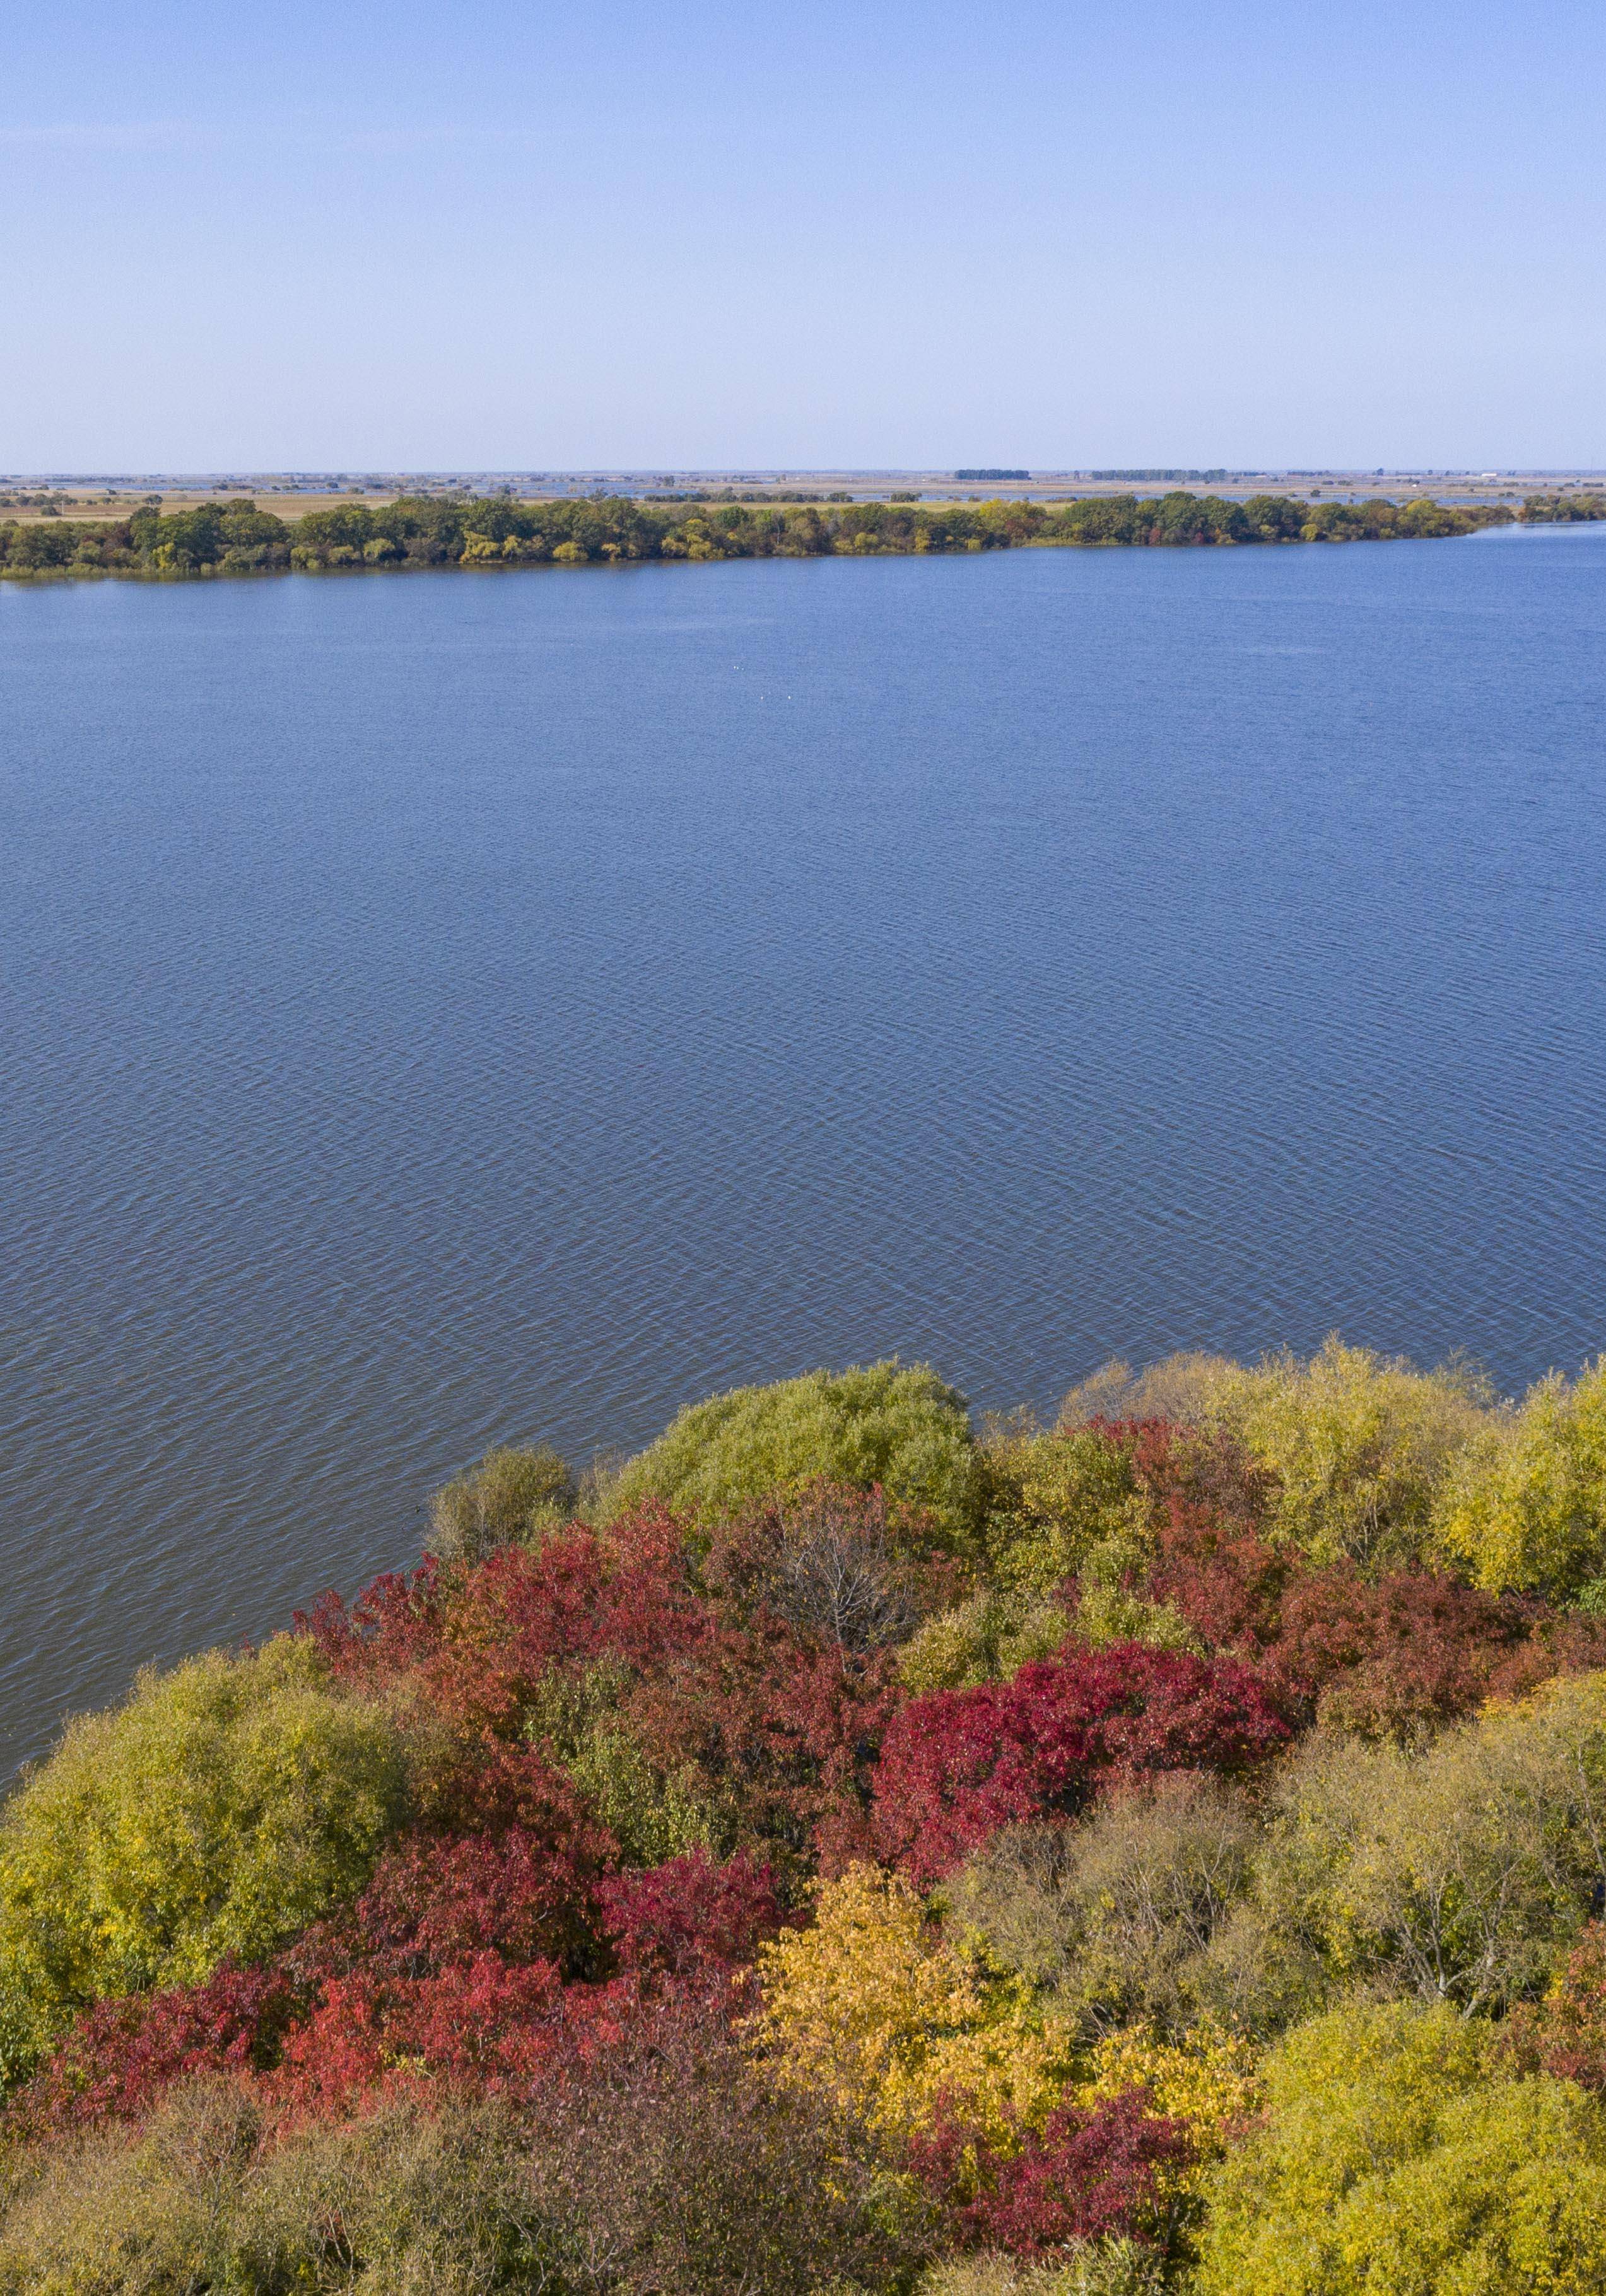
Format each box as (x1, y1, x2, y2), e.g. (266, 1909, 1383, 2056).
(3, 0, 1602, 471)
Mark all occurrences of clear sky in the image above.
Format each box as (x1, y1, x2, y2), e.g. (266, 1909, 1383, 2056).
(3, 0, 1602, 472)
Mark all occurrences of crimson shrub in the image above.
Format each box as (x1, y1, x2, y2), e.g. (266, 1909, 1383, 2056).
(872, 1644, 1286, 1885)
(912, 2088, 1194, 2255)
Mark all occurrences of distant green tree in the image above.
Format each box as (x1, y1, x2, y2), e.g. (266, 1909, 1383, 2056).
(429, 1443, 577, 1562)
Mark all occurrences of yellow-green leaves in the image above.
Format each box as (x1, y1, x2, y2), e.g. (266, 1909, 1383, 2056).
(429, 1441, 576, 1564)
(1242, 1673, 1606, 2022)
(982, 1423, 1150, 1596)
(1196, 2001, 1606, 2295)
(0, 1637, 405, 2083)
(1436, 1359, 1606, 1598)
(603, 1361, 982, 1545)
(1175, 1338, 1489, 1569)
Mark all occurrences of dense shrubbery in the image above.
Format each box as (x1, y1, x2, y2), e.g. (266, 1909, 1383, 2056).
(12, 487, 1585, 583)
(9, 1341, 1606, 2288)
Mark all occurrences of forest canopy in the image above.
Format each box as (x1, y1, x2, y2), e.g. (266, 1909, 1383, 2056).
(3, 489, 1597, 582)
(8, 1340, 1606, 2291)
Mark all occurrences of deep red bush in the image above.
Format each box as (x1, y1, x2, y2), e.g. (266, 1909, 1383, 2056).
(597, 1848, 787, 1977)
(872, 1643, 1287, 1884)
(911, 2088, 1194, 2254)
(298, 1508, 703, 1740)
(1117, 1418, 1276, 1541)
(1265, 1566, 1530, 1737)
(1139, 1484, 1547, 1740)
(1487, 1610, 1606, 1705)
(269, 1950, 751, 2123)
(411, 1733, 616, 1843)
(296, 1561, 445, 1690)
(341, 1826, 606, 1978)
(9, 1961, 298, 2138)
(310, 1952, 571, 2107)
(1144, 1514, 1289, 1656)
(419, 1520, 700, 1738)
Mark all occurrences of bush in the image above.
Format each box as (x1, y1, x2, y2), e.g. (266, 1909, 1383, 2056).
(1256, 1563, 1529, 1738)
(1195, 2001, 1606, 2295)
(872, 1645, 1287, 1886)
(980, 1425, 1149, 1594)
(1436, 1359, 1606, 1598)
(307, 1520, 696, 1738)
(0, 2030, 923, 2292)
(8, 1961, 296, 2139)
(753, 1863, 1060, 2149)
(618, 1610, 898, 1878)
(556, 1706, 719, 1867)
(1525, 1919, 1606, 2088)
(921, 2247, 1166, 2296)
(899, 1590, 1073, 1693)
(1136, 1339, 1492, 1570)
(1221, 1673, 1606, 2026)
(597, 1847, 785, 1978)
(0, 2081, 558, 2293)
(700, 1480, 966, 1654)
(602, 1361, 983, 1544)
(430, 1443, 577, 1563)
(526, 1658, 718, 1866)
(0, 1639, 406, 2084)
(0, 2076, 266, 2295)
(911, 2090, 1194, 2257)
(522, 1996, 926, 2295)
(945, 1782, 1257, 2035)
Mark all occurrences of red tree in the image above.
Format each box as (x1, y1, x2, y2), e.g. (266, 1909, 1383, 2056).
(872, 1643, 1286, 1884)
(9, 1962, 298, 2138)
(911, 2089, 1194, 2254)
(598, 1847, 787, 1978)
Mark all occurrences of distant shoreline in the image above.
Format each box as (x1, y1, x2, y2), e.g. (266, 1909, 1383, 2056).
(3, 487, 1602, 583)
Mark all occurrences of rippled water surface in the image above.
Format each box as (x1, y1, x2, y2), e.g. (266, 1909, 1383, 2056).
(4, 527, 1606, 1767)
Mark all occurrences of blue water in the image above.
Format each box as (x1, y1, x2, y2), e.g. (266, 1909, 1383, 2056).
(3, 526, 1606, 1770)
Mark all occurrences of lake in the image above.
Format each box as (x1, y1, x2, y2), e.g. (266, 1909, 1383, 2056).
(3, 525, 1605, 1771)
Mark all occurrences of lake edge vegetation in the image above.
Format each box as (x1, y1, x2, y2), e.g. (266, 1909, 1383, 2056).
(3, 488, 1603, 582)
(11, 1339, 1606, 2290)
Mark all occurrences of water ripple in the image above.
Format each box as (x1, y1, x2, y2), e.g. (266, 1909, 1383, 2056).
(3, 528, 1606, 1767)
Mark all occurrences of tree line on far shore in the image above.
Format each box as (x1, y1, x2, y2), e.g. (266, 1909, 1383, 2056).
(3, 487, 1600, 580)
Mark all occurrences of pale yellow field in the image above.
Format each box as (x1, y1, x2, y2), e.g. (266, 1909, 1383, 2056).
(2, 471, 1598, 524)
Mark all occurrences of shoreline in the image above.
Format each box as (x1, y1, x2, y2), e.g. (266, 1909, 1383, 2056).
(8, 486, 1602, 585)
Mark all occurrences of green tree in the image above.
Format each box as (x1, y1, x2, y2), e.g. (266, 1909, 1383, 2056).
(1436, 1359, 1606, 1597)
(1082, 1338, 1492, 1569)
(0, 1637, 406, 2083)
(429, 1442, 577, 1562)
(1196, 2000, 1606, 2295)
(602, 1361, 983, 1546)
(946, 1781, 1258, 2037)
(1220, 1672, 1606, 2027)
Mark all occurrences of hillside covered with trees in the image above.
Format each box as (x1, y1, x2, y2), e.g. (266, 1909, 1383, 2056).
(7, 1341, 1606, 2290)
(6, 489, 1599, 581)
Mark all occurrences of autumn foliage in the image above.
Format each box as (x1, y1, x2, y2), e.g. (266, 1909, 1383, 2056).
(872, 1646, 1288, 1885)
(10, 1358, 1606, 2292)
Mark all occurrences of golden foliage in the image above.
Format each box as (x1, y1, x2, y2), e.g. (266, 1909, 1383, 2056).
(751, 1863, 1064, 2148)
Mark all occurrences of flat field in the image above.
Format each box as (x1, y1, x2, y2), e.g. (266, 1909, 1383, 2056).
(3, 469, 1604, 522)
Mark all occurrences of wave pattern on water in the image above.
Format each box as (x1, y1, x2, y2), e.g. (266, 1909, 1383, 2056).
(3, 527, 1606, 1767)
